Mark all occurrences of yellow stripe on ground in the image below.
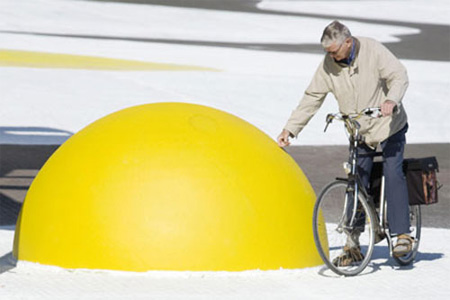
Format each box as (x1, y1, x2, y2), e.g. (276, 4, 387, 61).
(0, 49, 218, 71)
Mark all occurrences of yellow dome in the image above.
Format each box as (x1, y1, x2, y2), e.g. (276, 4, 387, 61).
(14, 103, 322, 271)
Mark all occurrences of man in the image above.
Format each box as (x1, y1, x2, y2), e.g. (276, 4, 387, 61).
(277, 20, 413, 265)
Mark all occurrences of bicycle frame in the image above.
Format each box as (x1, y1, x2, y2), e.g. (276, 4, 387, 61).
(326, 109, 389, 244)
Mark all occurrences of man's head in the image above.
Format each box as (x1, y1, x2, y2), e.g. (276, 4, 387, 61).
(321, 20, 353, 61)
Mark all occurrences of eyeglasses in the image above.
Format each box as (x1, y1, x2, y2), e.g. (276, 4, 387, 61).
(326, 42, 344, 55)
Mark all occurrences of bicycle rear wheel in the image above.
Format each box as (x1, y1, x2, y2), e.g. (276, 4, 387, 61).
(313, 180, 376, 276)
(393, 205, 421, 265)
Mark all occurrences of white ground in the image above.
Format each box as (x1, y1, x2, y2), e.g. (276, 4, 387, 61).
(1, 227, 450, 299)
(1, 0, 450, 298)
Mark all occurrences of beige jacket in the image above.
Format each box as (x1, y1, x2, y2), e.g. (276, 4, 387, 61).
(284, 37, 408, 148)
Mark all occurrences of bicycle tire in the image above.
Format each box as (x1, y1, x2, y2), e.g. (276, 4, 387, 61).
(313, 180, 376, 276)
(393, 205, 421, 266)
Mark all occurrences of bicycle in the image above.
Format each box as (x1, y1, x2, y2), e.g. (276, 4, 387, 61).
(312, 107, 421, 276)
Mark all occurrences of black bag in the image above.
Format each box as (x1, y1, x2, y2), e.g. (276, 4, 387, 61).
(369, 157, 440, 205)
(403, 157, 439, 205)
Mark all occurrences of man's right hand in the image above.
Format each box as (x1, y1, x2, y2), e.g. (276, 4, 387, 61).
(277, 129, 292, 147)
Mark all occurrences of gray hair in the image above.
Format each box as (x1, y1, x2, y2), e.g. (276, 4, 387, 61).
(321, 20, 352, 48)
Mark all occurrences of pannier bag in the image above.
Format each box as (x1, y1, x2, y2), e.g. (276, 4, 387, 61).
(369, 156, 440, 205)
(403, 157, 440, 205)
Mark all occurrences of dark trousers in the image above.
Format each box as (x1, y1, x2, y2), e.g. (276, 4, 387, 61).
(357, 124, 411, 235)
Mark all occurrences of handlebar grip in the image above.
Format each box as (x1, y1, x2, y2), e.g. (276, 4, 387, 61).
(326, 114, 334, 123)
(324, 114, 334, 132)
(393, 105, 399, 114)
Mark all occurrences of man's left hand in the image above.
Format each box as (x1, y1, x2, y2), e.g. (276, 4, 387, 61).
(381, 100, 397, 116)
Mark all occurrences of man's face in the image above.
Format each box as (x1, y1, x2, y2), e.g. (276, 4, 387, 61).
(325, 38, 353, 61)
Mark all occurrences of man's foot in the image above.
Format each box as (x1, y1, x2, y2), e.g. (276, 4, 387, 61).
(332, 246, 364, 267)
(393, 234, 414, 257)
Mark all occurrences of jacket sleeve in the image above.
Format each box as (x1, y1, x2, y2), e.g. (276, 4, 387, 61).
(376, 42, 409, 104)
(284, 60, 331, 137)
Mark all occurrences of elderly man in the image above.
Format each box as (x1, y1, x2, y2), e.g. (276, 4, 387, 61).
(277, 20, 413, 265)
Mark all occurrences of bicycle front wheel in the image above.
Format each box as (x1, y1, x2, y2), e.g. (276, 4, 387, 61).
(313, 180, 376, 276)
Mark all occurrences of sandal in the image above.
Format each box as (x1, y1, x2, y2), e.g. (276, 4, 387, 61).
(393, 234, 414, 257)
(332, 246, 364, 267)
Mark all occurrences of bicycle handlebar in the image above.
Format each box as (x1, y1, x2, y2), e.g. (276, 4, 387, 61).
(323, 107, 382, 133)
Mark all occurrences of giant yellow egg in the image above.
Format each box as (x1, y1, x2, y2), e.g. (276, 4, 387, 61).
(14, 103, 322, 271)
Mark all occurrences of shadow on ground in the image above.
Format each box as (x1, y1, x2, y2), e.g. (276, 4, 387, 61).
(0, 127, 64, 225)
(0, 251, 17, 274)
(317, 244, 444, 277)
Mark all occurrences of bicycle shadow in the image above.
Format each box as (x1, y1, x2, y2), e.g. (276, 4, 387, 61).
(317, 245, 444, 277)
(370, 245, 444, 268)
